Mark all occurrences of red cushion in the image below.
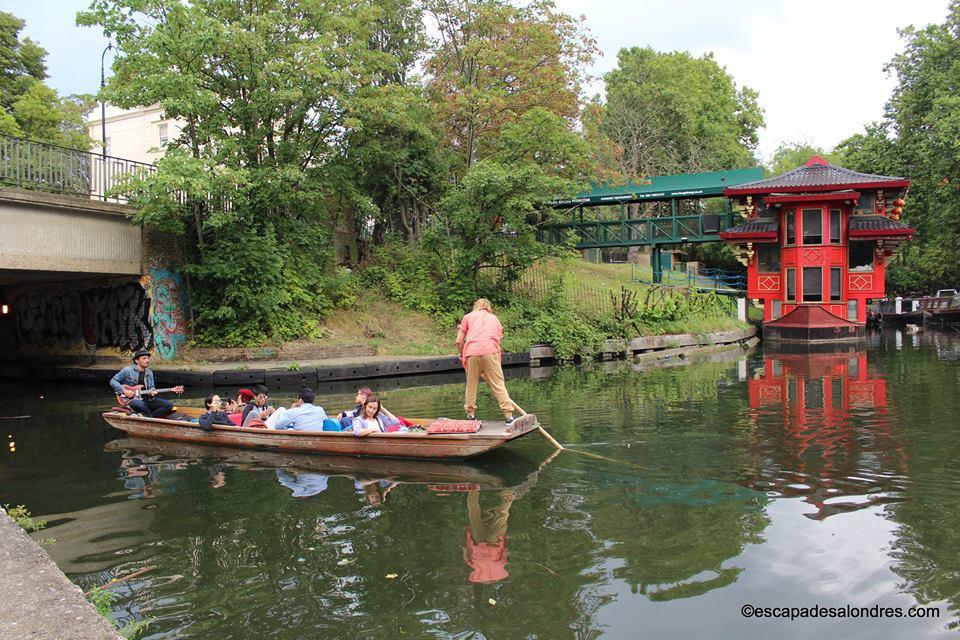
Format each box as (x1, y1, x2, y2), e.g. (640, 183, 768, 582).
(427, 419, 481, 434)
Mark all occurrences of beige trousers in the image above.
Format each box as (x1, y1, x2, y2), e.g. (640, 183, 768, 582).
(464, 353, 515, 417)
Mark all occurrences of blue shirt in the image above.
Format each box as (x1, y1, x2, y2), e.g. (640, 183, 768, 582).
(110, 365, 155, 395)
(272, 403, 328, 431)
(276, 470, 329, 497)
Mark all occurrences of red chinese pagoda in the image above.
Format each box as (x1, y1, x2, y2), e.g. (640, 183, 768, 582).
(720, 157, 914, 342)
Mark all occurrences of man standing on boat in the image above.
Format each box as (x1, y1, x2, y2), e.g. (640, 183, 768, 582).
(456, 298, 516, 424)
(109, 349, 175, 418)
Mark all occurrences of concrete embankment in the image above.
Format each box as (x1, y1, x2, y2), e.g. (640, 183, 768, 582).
(0, 327, 757, 387)
(0, 508, 122, 640)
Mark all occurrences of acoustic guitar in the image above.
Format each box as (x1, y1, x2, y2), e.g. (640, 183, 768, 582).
(115, 384, 185, 407)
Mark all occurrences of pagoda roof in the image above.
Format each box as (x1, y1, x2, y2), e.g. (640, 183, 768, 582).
(848, 214, 914, 239)
(724, 156, 909, 196)
(719, 217, 779, 242)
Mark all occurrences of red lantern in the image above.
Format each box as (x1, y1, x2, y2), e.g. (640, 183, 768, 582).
(892, 206, 903, 215)
(891, 213, 901, 221)
(894, 198, 906, 207)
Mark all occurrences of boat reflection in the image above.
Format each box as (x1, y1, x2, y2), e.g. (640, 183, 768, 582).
(104, 438, 543, 491)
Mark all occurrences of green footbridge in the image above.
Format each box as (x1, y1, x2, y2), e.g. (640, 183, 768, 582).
(539, 167, 763, 282)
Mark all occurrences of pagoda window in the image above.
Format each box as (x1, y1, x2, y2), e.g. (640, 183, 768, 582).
(830, 267, 842, 301)
(802, 209, 822, 244)
(786, 268, 796, 301)
(785, 211, 796, 245)
(849, 241, 874, 271)
(803, 267, 823, 302)
(829, 209, 842, 244)
(757, 243, 780, 272)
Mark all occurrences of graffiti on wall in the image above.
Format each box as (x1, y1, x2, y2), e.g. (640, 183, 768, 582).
(15, 291, 81, 346)
(82, 284, 153, 352)
(145, 269, 190, 360)
(12, 282, 153, 352)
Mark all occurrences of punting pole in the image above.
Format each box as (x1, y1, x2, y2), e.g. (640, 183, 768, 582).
(512, 401, 645, 469)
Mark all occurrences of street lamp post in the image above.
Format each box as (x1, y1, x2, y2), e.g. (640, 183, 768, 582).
(100, 42, 113, 200)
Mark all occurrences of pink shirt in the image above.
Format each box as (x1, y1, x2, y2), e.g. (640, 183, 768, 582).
(458, 309, 503, 364)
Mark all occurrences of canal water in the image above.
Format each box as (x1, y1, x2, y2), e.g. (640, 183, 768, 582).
(2, 329, 960, 639)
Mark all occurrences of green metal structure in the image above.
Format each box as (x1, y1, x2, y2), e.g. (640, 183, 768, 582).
(538, 167, 763, 283)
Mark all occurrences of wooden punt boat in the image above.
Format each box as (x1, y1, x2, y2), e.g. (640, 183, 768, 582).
(101, 410, 541, 460)
(105, 438, 541, 490)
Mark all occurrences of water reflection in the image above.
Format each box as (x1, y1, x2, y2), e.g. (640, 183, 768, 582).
(8, 334, 960, 636)
(744, 345, 910, 520)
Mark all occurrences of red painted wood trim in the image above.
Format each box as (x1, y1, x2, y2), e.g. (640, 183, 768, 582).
(764, 192, 860, 204)
(719, 231, 777, 241)
(848, 228, 915, 238)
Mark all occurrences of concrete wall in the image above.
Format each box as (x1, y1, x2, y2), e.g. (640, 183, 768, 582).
(0, 271, 191, 363)
(0, 188, 141, 275)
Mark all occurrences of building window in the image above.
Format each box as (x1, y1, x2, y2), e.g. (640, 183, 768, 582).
(802, 208, 822, 244)
(757, 243, 780, 272)
(785, 211, 796, 245)
(829, 209, 841, 244)
(772, 300, 782, 319)
(786, 268, 796, 301)
(848, 241, 874, 271)
(158, 123, 168, 145)
(830, 267, 842, 301)
(847, 299, 858, 322)
(803, 266, 822, 302)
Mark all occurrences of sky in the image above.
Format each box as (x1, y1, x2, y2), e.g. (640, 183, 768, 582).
(4, 0, 951, 163)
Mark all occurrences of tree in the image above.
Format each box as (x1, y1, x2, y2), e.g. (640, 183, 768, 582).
(424, 0, 596, 172)
(424, 107, 588, 299)
(601, 47, 763, 178)
(833, 3, 960, 294)
(0, 11, 93, 149)
(765, 141, 837, 177)
(79, 0, 388, 344)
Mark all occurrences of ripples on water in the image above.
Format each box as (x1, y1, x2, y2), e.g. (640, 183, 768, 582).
(2, 329, 960, 637)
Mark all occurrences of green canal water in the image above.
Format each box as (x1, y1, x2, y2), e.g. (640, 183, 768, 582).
(2, 330, 960, 639)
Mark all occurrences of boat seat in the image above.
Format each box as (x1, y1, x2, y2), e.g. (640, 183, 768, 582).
(427, 419, 482, 434)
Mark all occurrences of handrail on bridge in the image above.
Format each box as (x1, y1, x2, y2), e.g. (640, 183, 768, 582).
(0, 133, 155, 203)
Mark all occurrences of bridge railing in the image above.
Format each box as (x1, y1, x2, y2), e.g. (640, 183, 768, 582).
(0, 133, 155, 203)
(538, 213, 736, 247)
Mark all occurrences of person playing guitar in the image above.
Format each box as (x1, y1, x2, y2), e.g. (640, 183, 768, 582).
(109, 349, 183, 417)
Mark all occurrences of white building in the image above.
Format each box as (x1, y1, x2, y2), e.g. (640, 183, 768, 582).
(86, 104, 182, 164)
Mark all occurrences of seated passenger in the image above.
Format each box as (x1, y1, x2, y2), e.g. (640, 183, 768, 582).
(199, 394, 234, 432)
(339, 387, 373, 429)
(353, 395, 403, 436)
(242, 385, 274, 427)
(266, 387, 328, 431)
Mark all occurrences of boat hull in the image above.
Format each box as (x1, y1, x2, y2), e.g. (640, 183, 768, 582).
(101, 412, 540, 460)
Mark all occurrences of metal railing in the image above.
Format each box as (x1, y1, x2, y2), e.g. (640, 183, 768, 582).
(0, 133, 155, 203)
(538, 212, 737, 248)
(632, 264, 747, 294)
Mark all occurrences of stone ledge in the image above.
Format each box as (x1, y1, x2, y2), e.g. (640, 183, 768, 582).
(0, 185, 130, 217)
(0, 508, 122, 640)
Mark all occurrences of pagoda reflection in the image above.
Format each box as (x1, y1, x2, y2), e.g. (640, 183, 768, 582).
(744, 343, 910, 520)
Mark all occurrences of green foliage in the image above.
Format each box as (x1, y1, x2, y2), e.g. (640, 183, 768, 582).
(0, 11, 94, 149)
(832, 4, 960, 294)
(765, 141, 839, 176)
(86, 587, 151, 639)
(602, 47, 764, 177)
(4, 504, 46, 532)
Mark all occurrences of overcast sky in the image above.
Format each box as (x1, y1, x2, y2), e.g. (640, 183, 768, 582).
(4, 0, 950, 162)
